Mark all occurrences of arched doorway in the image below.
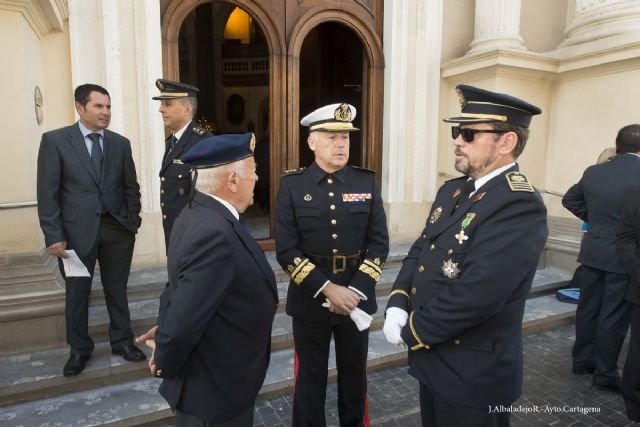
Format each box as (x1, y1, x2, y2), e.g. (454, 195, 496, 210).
(298, 22, 365, 168)
(161, 1, 383, 247)
(172, 1, 273, 240)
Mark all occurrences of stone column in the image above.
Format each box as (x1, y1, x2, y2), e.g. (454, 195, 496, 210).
(383, 0, 442, 240)
(559, 0, 640, 47)
(467, 0, 526, 54)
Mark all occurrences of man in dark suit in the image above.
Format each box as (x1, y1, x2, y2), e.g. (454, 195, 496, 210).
(384, 85, 548, 426)
(152, 79, 211, 247)
(275, 103, 389, 426)
(138, 133, 278, 426)
(37, 84, 146, 376)
(617, 169, 640, 421)
(562, 124, 640, 391)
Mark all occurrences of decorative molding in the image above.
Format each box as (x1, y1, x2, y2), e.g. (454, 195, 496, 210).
(467, 0, 526, 54)
(0, 0, 68, 39)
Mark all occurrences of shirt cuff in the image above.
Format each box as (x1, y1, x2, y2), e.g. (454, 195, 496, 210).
(348, 286, 368, 301)
(314, 280, 331, 299)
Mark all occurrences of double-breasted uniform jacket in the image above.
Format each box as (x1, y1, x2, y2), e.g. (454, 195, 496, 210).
(275, 162, 389, 322)
(37, 123, 141, 258)
(159, 120, 210, 244)
(386, 165, 548, 408)
(562, 153, 640, 274)
(154, 192, 278, 422)
(617, 190, 640, 305)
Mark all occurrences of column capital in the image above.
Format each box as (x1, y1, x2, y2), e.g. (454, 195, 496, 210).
(560, 0, 640, 47)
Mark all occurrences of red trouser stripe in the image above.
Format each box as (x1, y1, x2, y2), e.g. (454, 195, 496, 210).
(363, 371, 370, 427)
(293, 344, 299, 394)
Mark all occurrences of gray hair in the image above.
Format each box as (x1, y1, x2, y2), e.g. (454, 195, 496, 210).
(194, 159, 249, 195)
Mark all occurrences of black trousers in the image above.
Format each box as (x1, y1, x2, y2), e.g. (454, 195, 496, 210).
(292, 318, 369, 427)
(175, 406, 253, 427)
(622, 303, 640, 422)
(572, 265, 631, 383)
(419, 382, 510, 427)
(60, 213, 135, 356)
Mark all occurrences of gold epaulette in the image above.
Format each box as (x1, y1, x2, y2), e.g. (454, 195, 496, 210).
(351, 165, 376, 174)
(281, 167, 306, 177)
(192, 126, 206, 136)
(506, 171, 534, 192)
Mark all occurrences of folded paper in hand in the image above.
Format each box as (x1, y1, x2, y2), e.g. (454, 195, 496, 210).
(62, 250, 91, 277)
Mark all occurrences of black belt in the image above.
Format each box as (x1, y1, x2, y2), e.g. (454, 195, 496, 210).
(305, 252, 362, 274)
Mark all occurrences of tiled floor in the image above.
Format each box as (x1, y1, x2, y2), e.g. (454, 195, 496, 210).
(254, 324, 637, 426)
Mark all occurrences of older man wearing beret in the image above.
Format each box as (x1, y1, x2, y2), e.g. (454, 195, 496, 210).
(138, 133, 278, 426)
(384, 85, 548, 426)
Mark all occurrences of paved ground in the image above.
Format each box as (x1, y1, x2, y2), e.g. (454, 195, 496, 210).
(253, 323, 637, 426)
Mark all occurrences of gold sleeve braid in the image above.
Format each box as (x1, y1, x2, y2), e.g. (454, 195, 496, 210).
(409, 311, 429, 351)
(358, 258, 382, 281)
(389, 289, 410, 299)
(291, 258, 316, 285)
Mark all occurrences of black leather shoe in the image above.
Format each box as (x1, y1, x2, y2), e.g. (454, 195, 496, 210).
(572, 366, 595, 375)
(63, 354, 91, 377)
(112, 343, 146, 362)
(593, 378, 621, 393)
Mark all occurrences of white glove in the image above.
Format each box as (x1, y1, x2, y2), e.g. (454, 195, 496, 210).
(321, 300, 373, 331)
(383, 307, 409, 347)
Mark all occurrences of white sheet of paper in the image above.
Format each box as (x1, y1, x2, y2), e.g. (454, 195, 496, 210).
(61, 250, 90, 277)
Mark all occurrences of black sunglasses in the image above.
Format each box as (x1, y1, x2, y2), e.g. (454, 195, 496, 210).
(451, 126, 507, 143)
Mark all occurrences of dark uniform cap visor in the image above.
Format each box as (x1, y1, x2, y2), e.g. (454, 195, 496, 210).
(444, 84, 541, 128)
(152, 79, 200, 100)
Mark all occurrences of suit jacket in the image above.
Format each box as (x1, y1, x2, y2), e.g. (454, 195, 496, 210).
(617, 191, 640, 305)
(37, 122, 141, 258)
(159, 121, 211, 245)
(275, 162, 389, 322)
(563, 153, 640, 273)
(154, 192, 278, 422)
(386, 165, 548, 408)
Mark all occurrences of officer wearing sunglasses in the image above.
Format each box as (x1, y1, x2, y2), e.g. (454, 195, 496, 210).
(384, 84, 549, 427)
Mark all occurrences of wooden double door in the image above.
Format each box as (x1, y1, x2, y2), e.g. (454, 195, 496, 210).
(160, 0, 384, 242)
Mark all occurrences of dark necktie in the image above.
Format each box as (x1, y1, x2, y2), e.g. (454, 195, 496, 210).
(168, 135, 178, 152)
(88, 133, 102, 180)
(453, 179, 476, 212)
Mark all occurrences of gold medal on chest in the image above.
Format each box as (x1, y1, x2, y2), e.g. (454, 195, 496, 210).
(441, 259, 460, 279)
(455, 230, 468, 245)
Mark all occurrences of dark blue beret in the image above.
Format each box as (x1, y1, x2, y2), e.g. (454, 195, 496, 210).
(152, 79, 199, 100)
(181, 133, 255, 169)
(444, 84, 541, 128)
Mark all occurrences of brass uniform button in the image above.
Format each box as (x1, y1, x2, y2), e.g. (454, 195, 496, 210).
(447, 249, 453, 255)
(418, 265, 424, 272)
(178, 174, 183, 179)
(411, 287, 417, 295)
(454, 339, 461, 345)
(430, 244, 435, 251)
(425, 344, 430, 350)
(329, 192, 334, 197)
(332, 234, 338, 239)
(327, 178, 333, 184)
(163, 215, 167, 220)
(161, 189, 165, 194)
(332, 249, 338, 254)
(331, 219, 337, 225)
(161, 202, 164, 207)
(161, 177, 165, 182)
(422, 234, 426, 239)
(330, 205, 336, 210)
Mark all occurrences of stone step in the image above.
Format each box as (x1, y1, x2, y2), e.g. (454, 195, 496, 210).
(0, 293, 577, 427)
(0, 289, 577, 412)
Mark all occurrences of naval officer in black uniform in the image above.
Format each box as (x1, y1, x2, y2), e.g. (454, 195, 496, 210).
(384, 85, 548, 426)
(141, 133, 278, 426)
(275, 103, 389, 426)
(152, 79, 211, 246)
